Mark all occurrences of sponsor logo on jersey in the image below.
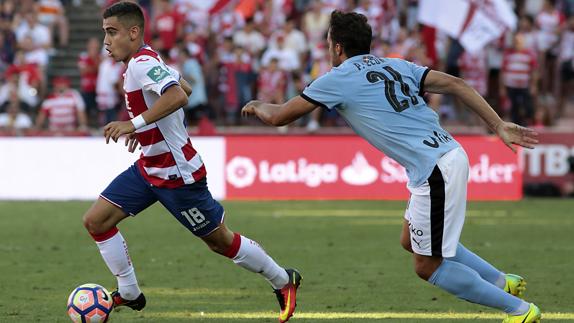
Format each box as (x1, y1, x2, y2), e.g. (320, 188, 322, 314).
(147, 66, 170, 83)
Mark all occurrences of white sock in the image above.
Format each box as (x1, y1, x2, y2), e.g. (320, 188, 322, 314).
(226, 233, 289, 289)
(93, 228, 141, 300)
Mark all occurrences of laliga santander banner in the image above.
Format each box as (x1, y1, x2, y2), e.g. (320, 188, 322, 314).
(225, 136, 522, 201)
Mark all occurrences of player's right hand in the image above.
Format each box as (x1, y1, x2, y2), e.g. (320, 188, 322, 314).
(494, 121, 539, 153)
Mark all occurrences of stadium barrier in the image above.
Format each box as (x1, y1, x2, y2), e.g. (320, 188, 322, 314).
(0, 135, 545, 201)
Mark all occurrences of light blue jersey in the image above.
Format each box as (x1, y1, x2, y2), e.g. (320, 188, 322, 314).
(301, 54, 460, 187)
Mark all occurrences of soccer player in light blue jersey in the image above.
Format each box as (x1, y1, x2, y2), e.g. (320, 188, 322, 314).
(242, 10, 541, 323)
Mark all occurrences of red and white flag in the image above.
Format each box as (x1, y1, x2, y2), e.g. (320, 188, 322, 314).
(418, 0, 516, 53)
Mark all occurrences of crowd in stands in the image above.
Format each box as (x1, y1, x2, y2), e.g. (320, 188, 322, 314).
(0, 0, 573, 136)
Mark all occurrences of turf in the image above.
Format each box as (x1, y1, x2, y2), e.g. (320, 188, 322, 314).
(0, 199, 572, 322)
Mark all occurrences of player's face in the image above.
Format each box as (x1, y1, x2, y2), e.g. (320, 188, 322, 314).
(103, 16, 133, 63)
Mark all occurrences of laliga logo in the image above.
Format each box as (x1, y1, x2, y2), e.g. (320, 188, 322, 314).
(226, 156, 257, 188)
(226, 153, 379, 188)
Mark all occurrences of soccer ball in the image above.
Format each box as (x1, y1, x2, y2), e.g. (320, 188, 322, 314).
(67, 284, 113, 323)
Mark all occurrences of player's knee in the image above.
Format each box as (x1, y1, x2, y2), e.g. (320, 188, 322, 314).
(82, 212, 107, 235)
(202, 227, 234, 255)
(414, 258, 442, 281)
(414, 263, 434, 281)
(82, 213, 98, 234)
(204, 238, 232, 255)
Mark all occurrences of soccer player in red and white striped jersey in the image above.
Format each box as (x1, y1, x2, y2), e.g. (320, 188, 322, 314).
(82, 3, 301, 322)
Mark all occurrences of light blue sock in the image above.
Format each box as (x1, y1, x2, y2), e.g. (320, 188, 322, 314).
(447, 243, 506, 288)
(429, 260, 528, 314)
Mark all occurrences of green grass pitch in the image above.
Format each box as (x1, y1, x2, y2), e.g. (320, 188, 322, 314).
(0, 199, 573, 322)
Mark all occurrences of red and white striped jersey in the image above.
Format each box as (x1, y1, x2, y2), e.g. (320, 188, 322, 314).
(41, 89, 85, 130)
(501, 49, 537, 89)
(123, 46, 206, 188)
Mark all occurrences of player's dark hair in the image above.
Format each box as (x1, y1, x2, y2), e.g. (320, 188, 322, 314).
(103, 1, 145, 30)
(329, 10, 372, 58)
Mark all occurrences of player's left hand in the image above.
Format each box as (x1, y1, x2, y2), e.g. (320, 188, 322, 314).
(494, 121, 539, 153)
(124, 133, 140, 153)
(104, 121, 135, 144)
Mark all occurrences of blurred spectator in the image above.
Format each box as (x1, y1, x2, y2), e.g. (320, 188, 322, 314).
(1, 0, 16, 20)
(270, 18, 307, 57)
(321, 0, 350, 14)
(95, 56, 122, 127)
(525, 0, 544, 16)
(536, 0, 565, 96)
(517, 15, 538, 50)
(180, 48, 209, 124)
(152, 0, 183, 53)
(390, 27, 416, 59)
(77, 37, 101, 128)
(458, 49, 489, 125)
(19, 35, 49, 70)
(35, 76, 88, 132)
(174, 0, 210, 37)
(459, 50, 489, 98)
(406, 0, 419, 31)
(14, 10, 52, 53)
(37, 0, 69, 47)
(179, 28, 205, 64)
(562, 0, 574, 17)
(354, 0, 383, 36)
(222, 46, 252, 125)
(0, 14, 17, 70)
(260, 0, 290, 34)
(257, 57, 287, 104)
(558, 15, 574, 117)
(233, 17, 265, 57)
(0, 62, 41, 111)
(0, 90, 33, 135)
(501, 33, 538, 126)
(261, 35, 300, 71)
(302, 2, 329, 50)
(379, 0, 400, 43)
(210, 4, 244, 40)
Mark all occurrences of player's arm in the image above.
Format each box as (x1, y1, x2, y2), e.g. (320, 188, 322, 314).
(423, 70, 538, 152)
(241, 96, 317, 126)
(104, 85, 188, 143)
(179, 77, 192, 97)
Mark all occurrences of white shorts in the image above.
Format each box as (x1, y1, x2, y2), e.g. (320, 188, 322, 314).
(404, 147, 469, 258)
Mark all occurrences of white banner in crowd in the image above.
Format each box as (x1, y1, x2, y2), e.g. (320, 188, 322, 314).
(418, 0, 516, 53)
(0, 137, 225, 200)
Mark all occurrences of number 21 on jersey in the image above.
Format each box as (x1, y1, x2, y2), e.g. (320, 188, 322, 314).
(366, 66, 419, 113)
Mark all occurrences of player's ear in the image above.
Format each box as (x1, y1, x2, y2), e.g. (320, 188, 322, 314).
(335, 43, 343, 56)
(129, 25, 140, 41)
